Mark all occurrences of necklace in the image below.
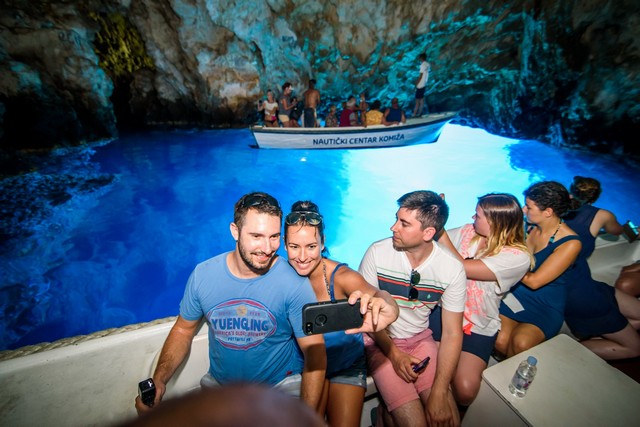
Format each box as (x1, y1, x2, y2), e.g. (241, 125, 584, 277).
(549, 219, 563, 243)
(322, 258, 331, 298)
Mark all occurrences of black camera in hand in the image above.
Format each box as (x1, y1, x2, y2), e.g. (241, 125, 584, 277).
(138, 378, 156, 407)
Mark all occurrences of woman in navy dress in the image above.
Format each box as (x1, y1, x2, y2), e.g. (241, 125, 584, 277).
(563, 176, 640, 359)
(496, 181, 582, 357)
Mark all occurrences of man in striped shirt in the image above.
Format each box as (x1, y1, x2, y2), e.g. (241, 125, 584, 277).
(359, 190, 466, 426)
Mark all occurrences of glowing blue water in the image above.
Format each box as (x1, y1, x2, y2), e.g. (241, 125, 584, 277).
(1, 124, 638, 350)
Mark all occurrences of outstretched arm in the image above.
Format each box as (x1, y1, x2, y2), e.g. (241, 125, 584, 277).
(334, 267, 399, 332)
(135, 316, 201, 413)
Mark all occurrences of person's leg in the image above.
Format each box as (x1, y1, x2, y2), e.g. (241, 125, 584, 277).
(581, 324, 640, 360)
(326, 383, 365, 427)
(318, 379, 329, 420)
(495, 315, 517, 356)
(615, 289, 640, 329)
(389, 399, 427, 427)
(507, 323, 546, 356)
(452, 351, 488, 406)
(615, 263, 640, 297)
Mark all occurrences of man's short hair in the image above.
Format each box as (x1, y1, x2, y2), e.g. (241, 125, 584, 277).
(234, 192, 282, 228)
(397, 190, 448, 232)
(309, 79, 316, 86)
(419, 53, 427, 61)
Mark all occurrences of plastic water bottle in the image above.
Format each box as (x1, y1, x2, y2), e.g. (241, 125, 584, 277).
(509, 356, 537, 397)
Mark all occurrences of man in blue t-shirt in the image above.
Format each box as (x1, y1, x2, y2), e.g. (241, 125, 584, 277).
(135, 192, 326, 414)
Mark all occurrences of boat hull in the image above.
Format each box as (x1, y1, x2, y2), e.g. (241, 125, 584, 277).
(250, 112, 457, 149)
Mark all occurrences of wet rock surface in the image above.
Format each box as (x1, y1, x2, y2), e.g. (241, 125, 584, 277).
(0, 0, 638, 156)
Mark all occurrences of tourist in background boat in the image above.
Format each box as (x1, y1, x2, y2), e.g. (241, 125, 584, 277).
(496, 181, 581, 357)
(284, 200, 399, 427)
(134, 192, 325, 415)
(433, 193, 532, 406)
(562, 176, 640, 359)
(382, 97, 406, 126)
(359, 190, 465, 427)
(363, 99, 384, 127)
(278, 82, 300, 127)
(339, 96, 359, 126)
(324, 104, 338, 127)
(413, 53, 430, 118)
(302, 79, 321, 128)
(257, 89, 279, 127)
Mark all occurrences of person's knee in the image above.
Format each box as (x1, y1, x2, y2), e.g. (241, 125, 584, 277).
(494, 332, 509, 354)
(615, 275, 640, 296)
(512, 333, 542, 355)
(453, 377, 480, 406)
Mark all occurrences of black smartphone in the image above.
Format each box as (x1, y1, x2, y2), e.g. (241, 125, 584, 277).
(412, 356, 431, 373)
(138, 378, 156, 407)
(302, 299, 364, 335)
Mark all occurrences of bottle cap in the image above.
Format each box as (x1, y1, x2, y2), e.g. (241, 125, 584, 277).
(527, 356, 537, 365)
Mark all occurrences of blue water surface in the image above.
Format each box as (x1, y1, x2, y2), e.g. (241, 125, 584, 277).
(1, 124, 638, 350)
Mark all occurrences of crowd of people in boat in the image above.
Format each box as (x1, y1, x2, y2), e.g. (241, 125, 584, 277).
(257, 53, 432, 130)
(257, 80, 408, 129)
(135, 176, 639, 427)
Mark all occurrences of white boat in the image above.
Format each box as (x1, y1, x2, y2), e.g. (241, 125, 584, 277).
(0, 232, 637, 427)
(249, 111, 457, 149)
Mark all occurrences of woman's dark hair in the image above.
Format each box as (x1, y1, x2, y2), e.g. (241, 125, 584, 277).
(569, 176, 602, 209)
(284, 200, 326, 249)
(371, 100, 382, 110)
(523, 181, 572, 218)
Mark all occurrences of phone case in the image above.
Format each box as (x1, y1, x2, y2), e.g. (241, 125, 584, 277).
(302, 299, 364, 335)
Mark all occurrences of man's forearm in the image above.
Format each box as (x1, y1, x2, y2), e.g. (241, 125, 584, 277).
(369, 329, 396, 357)
(432, 330, 463, 393)
(153, 323, 197, 384)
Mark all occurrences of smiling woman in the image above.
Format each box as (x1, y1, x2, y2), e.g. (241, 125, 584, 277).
(283, 200, 398, 427)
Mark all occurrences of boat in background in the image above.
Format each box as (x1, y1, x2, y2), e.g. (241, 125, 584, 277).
(0, 232, 637, 427)
(250, 111, 457, 149)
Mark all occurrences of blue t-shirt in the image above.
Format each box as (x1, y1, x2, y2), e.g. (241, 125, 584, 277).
(180, 253, 316, 385)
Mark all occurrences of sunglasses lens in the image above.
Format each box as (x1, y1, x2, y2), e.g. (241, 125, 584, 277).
(285, 211, 323, 226)
(409, 286, 419, 300)
(242, 194, 280, 209)
(410, 270, 420, 286)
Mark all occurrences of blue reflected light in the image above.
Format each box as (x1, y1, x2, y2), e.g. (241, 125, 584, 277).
(0, 124, 638, 350)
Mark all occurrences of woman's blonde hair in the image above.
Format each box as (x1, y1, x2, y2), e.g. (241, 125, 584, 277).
(474, 193, 534, 268)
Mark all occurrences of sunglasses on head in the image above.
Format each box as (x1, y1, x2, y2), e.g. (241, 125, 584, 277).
(285, 211, 323, 226)
(241, 194, 280, 209)
(409, 269, 420, 300)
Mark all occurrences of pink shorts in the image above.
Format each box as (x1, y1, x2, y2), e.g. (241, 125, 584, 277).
(364, 329, 438, 412)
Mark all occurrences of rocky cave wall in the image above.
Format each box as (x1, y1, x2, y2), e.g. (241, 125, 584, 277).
(0, 0, 638, 158)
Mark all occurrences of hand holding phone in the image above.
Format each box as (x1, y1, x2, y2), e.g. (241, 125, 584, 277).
(412, 356, 430, 373)
(138, 378, 156, 407)
(302, 299, 364, 335)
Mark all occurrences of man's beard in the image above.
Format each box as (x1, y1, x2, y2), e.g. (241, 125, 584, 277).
(238, 240, 275, 274)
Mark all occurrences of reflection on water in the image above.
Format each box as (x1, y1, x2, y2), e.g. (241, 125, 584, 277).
(1, 124, 638, 350)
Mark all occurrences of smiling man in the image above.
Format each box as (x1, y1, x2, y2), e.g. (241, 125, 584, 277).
(135, 192, 326, 415)
(359, 190, 466, 427)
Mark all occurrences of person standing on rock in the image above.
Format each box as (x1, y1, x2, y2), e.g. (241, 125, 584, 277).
(413, 53, 430, 118)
